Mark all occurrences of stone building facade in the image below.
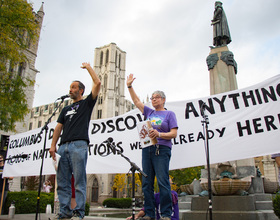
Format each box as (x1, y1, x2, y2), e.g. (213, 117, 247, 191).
(2, 3, 44, 135)
(0, 3, 45, 192)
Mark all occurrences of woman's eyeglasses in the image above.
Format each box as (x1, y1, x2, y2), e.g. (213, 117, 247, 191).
(150, 96, 162, 100)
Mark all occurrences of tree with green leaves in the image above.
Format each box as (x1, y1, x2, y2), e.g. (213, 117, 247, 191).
(169, 166, 204, 189)
(0, 0, 39, 132)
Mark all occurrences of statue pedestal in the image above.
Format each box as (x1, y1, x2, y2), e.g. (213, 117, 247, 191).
(180, 194, 278, 220)
(208, 46, 237, 95)
(205, 45, 257, 193)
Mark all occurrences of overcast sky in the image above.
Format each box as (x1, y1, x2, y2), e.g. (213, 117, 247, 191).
(29, 0, 280, 107)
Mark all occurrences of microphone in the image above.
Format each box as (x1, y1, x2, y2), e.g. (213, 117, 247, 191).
(104, 137, 113, 143)
(200, 102, 206, 110)
(200, 102, 207, 117)
(58, 94, 70, 100)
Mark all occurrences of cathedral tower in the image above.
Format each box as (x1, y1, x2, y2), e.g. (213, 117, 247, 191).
(92, 43, 127, 119)
(87, 43, 127, 203)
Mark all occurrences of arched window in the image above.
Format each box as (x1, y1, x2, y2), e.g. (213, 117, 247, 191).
(106, 49, 109, 64)
(119, 54, 121, 69)
(104, 74, 108, 92)
(40, 108, 43, 116)
(18, 62, 26, 77)
(98, 96, 103, 105)
(114, 75, 116, 91)
(29, 123, 33, 130)
(91, 178, 99, 202)
(115, 51, 118, 67)
(99, 75, 103, 92)
(97, 110, 102, 119)
(118, 78, 121, 93)
(100, 51, 103, 66)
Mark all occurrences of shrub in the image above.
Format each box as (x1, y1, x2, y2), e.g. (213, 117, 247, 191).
(103, 198, 132, 208)
(3, 191, 54, 214)
(85, 202, 90, 215)
(273, 193, 280, 218)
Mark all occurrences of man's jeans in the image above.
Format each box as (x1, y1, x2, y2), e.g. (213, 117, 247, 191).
(142, 145, 172, 218)
(57, 140, 88, 218)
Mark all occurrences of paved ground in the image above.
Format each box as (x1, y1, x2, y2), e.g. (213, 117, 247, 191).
(0, 206, 136, 220)
(0, 213, 121, 220)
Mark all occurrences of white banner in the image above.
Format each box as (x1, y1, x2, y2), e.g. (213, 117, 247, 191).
(4, 75, 280, 177)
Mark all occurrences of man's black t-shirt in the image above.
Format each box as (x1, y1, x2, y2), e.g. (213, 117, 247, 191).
(57, 93, 97, 145)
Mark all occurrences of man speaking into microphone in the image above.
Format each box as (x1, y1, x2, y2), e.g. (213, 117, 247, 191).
(49, 62, 101, 220)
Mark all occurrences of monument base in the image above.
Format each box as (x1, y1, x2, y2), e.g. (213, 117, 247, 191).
(180, 194, 278, 220)
(208, 45, 238, 95)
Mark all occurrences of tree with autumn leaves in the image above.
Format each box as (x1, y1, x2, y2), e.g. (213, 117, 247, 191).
(113, 166, 203, 196)
(113, 173, 142, 197)
(0, 0, 39, 132)
(112, 168, 202, 196)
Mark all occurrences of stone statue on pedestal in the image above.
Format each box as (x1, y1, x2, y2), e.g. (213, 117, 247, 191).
(211, 1, 231, 47)
(206, 2, 237, 94)
(204, 1, 257, 193)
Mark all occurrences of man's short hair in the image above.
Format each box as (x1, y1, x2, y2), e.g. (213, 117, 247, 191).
(73, 80, 85, 95)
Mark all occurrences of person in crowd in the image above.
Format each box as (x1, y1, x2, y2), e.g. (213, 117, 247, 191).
(50, 62, 101, 220)
(127, 209, 146, 220)
(271, 153, 280, 188)
(43, 180, 52, 193)
(126, 74, 178, 220)
(126, 190, 179, 220)
(0, 154, 13, 214)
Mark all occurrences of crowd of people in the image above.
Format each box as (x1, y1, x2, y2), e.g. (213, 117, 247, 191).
(46, 62, 178, 220)
(45, 60, 178, 220)
(0, 154, 13, 214)
(1, 61, 179, 220)
(3, 54, 279, 220)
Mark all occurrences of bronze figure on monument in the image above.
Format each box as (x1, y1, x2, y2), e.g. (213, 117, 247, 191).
(211, 1, 231, 47)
